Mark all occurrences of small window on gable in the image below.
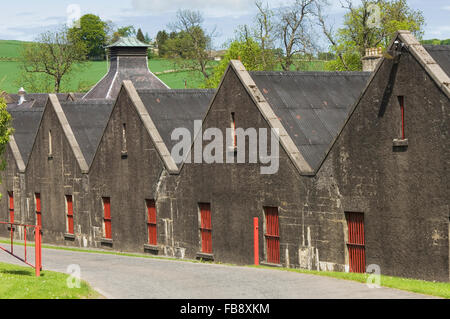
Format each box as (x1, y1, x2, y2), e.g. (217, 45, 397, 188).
(48, 130, 53, 157)
(398, 96, 405, 140)
(121, 123, 128, 158)
(122, 123, 127, 151)
(231, 112, 237, 149)
(393, 96, 408, 148)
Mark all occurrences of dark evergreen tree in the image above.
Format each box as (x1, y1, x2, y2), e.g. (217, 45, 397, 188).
(137, 28, 146, 42)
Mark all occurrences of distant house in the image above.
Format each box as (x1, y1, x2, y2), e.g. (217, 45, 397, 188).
(209, 50, 226, 61)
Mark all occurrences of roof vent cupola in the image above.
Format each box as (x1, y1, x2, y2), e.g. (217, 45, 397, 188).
(82, 37, 169, 100)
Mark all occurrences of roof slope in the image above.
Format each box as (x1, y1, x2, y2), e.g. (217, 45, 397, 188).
(137, 89, 215, 152)
(250, 71, 370, 171)
(107, 37, 150, 48)
(60, 100, 115, 166)
(7, 105, 44, 164)
(6, 93, 71, 108)
(424, 45, 450, 77)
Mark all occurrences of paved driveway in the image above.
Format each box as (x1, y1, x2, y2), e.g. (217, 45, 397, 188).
(0, 245, 436, 299)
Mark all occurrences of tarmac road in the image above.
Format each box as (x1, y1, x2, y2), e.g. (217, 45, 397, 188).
(0, 244, 437, 299)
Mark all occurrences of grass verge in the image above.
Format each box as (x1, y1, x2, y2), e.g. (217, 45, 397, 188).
(0, 261, 102, 299)
(249, 265, 450, 299)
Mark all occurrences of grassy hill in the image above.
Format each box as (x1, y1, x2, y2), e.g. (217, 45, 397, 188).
(0, 40, 211, 93)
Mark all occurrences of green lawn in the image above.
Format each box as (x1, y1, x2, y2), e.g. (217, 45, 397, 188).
(0, 262, 101, 299)
(0, 40, 215, 92)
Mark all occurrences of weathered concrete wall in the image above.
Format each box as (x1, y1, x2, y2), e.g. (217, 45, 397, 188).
(324, 51, 449, 281)
(0, 146, 26, 239)
(24, 101, 88, 247)
(173, 67, 347, 270)
(88, 88, 173, 253)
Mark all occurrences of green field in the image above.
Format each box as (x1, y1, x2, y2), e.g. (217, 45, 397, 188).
(0, 40, 212, 93)
(0, 262, 101, 299)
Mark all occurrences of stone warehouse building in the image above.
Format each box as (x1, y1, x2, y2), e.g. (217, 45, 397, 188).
(0, 32, 448, 282)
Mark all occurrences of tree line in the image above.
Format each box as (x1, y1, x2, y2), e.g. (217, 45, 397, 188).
(16, 0, 427, 92)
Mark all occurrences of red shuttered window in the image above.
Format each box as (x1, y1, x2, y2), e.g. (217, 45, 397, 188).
(146, 200, 157, 245)
(346, 212, 366, 273)
(103, 197, 112, 239)
(199, 203, 212, 254)
(66, 195, 74, 235)
(8, 192, 14, 224)
(264, 207, 280, 264)
(35, 193, 41, 228)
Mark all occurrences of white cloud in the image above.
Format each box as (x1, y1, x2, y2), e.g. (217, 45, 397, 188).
(131, 0, 256, 17)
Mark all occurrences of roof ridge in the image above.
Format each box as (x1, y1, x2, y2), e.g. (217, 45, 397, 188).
(137, 89, 216, 93)
(249, 71, 370, 76)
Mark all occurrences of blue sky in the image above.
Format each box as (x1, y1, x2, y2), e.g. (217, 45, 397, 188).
(0, 0, 449, 49)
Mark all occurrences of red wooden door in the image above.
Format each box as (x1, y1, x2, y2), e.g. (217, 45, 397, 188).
(66, 195, 74, 234)
(8, 192, 14, 223)
(199, 203, 212, 254)
(103, 198, 111, 239)
(346, 212, 366, 273)
(264, 207, 280, 264)
(146, 200, 157, 245)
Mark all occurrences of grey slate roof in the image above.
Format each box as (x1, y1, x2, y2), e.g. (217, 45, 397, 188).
(250, 71, 371, 171)
(83, 56, 169, 99)
(6, 93, 71, 108)
(7, 105, 44, 164)
(107, 37, 150, 48)
(60, 99, 115, 166)
(424, 45, 450, 77)
(137, 89, 215, 152)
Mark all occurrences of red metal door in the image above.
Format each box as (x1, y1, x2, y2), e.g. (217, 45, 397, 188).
(35, 193, 41, 228)
(8, 192, 14, 223)
(264, 207, 280, 264)
(346, 212, 366, 273)
(103, 197, 111, 239)
(199, 203, 212, 254)
(66, 195, 74, 234)
(146, 200, 157, 245)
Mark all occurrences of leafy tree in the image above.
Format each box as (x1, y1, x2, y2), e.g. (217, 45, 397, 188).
(136, 28, 146, 42)
(156, 30, 169, 57)
(68, 14, 108, 59)
(204, 37, 265, 88)
(144, 32, 151, 43)
(112, 25, 137, 42)
(18, 28, 87, 93)
(0, 92, 14, 180)
(276, 0, 319, 71)
(324, 51, 362, 71)
(254, 1, 277, 70)
(421, 39, 450, 45)
(319, 0, 425, 70)
(167, 10, 216, 80)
